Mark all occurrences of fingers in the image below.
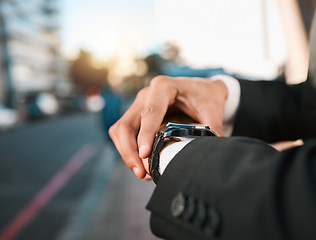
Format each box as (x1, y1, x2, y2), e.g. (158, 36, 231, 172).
(109, 122, 147, 179)
(142, 158, 150, 173)
(109, 80, 177, 179)
(137, 76, 177, 158)
(173, 78, 227, 136)
(199, 106, 225, 136)
(144, 174, 152, 181)
(270, 139, 304, 151)
(137, 104, 163, 158)
(109, 89, 149, 179)
(203, 80, 227, 136)
(110, 75, 228, 180)
(110, 76, 179, 179)
(194, 80, 227, 136)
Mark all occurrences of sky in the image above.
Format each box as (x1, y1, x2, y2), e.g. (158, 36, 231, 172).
(155, 0, 287, 78)
(60, 0, 289, 79)
(60, 0, 159, 61)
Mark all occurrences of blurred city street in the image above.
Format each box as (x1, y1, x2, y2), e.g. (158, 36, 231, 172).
(1, 0, 312, 239)
(0, 113, 159, 240)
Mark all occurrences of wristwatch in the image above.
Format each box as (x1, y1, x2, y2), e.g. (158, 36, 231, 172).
(148, 122, 217, 184)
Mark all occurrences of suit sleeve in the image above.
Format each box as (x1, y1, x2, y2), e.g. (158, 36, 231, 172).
(146, 137, 316, 240)
(232, 79, 316, 142)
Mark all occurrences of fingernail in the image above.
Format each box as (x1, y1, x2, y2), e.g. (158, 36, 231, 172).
(294, 139, 304, 146)
(132, 167, 140, 177)
(139, 145, 147, 158)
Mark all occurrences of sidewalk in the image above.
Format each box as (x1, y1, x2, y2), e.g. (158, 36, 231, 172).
(56, 144, 160, 240)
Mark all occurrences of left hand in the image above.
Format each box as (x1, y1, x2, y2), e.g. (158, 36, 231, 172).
(109, 76, 228, 179)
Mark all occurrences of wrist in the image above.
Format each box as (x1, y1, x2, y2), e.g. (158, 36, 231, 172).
(212, 79, 228, 101)
(159, 137, 193, 175)
(210, 75, 241, 124)
(160, 138, 181, 153)
(148, 122, 216, 184)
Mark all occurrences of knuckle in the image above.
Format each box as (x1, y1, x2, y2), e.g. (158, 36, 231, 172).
(141, 105, 158, 118)
(118, 121, 131, 132)
(136, 87, 148, 98)
(109, 119, 125, 136)
(108, 124, 117, 138)
(151, 75, 170, 87)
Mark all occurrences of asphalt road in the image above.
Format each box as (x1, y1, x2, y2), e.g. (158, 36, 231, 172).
(0, 113, 160, 240)
(0, 113, 105, 240)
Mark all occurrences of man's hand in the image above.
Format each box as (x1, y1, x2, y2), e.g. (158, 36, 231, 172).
(270, 139, 304, 151)
(109, 76, 227, 179)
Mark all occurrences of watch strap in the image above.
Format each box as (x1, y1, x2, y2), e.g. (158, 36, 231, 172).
(148, 134, 164, 184)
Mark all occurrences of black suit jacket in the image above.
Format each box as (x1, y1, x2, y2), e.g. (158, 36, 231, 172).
(146, 11, 316, 240)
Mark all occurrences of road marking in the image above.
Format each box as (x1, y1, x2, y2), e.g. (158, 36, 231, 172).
(56, 145, 116, 240)
(0, 144, 96, 240)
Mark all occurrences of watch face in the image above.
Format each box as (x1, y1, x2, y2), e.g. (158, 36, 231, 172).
(166, 122, 210, 130)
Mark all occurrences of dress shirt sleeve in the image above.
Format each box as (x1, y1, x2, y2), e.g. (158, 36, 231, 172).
(209, 74, 241, 123)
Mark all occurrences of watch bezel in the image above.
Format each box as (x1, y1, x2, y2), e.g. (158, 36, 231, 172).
(166, 122, 210, 130)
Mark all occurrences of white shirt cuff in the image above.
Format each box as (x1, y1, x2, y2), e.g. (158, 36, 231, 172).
(209, 75, 241, 124)
(159, 138, 193, 175)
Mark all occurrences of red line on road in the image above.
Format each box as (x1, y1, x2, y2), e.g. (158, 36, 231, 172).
(0, 144, 96, 240)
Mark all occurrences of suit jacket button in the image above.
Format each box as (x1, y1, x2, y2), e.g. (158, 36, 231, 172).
(183, 196, 196, 222)
(170, 192, 186, 218)
(203, 206, 221, 237)
(193, 200, 207, 228)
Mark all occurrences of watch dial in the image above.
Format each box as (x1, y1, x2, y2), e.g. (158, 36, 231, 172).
(167, 122, 210, 130)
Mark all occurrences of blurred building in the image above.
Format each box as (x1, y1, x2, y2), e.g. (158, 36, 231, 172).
(0, 0, 66, 107)
(155, 0, 311, 84)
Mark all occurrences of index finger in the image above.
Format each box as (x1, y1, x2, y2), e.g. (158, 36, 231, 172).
(110, 123, 147, 178)
(137, 76, 177, 158)
(109, 89, 149, 178)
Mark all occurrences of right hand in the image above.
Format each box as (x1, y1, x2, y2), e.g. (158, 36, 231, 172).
(109, 75, 228, 179)
(270, 139, 304, 151)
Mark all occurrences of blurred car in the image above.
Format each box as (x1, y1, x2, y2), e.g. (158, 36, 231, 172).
(25, 92, 59, 120)
(0, 105, 19, 131)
